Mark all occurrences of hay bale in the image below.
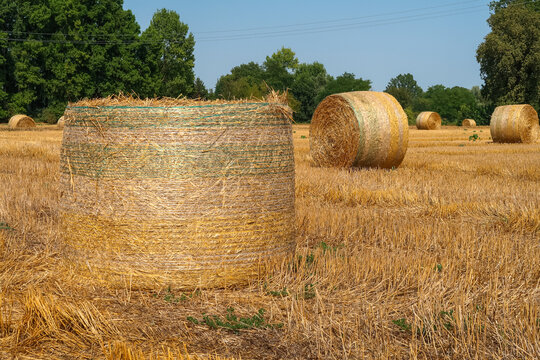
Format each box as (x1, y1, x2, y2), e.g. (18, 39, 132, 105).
(8, 114, 35, 128)
(57, 116, 65, 128)
(490, 104, 540, 144)
(310, 91, 409, 169)
(462, 119, 476, 127)
(416, 111, 441, 130)
(59, 95, 295, 289)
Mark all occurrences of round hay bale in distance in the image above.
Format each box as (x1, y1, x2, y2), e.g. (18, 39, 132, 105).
(310, 91, 409, 169)
(57, 116, 65, 128)
(462, 119, 476, 127)
(416, 111, 441, 130)
(490, 104, 540, 144)
(8, 114, 36, 129)
(59, 97, 295, 289)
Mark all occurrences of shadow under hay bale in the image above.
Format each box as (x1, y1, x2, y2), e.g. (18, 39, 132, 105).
(416, 111, 441, 130)
(9, 114, 36, 129)
(462, 119, 476, 127)
(490, 104, 540, 144)
(309, 91, 409, 169)
(59, 95, 295, 289)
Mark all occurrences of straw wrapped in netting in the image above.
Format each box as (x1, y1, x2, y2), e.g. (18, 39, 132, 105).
(8, 114, 36, 128)
(309, 91, 409, 169)
(490, 104, 540, 144)
(59, 94, 295, 289)
(462, 119, 476, 127)
(57, 116, 65, 128)
(416, 111, 441, 130)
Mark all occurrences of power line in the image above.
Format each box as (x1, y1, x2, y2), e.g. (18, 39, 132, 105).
(1, 0, 485, 39)
(195, 0, 487, 34)
(1, 0, 534, 45)
(196, 5, 489, 42)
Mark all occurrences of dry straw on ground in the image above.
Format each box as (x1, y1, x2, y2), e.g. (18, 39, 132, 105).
(462, 118, 476, 127)
(416, 111, 442, 130)
(56, 116, 65, 129)
(490, 104, 540, 144)
(8, 114, 36, 129)
(59, 94, 295, 289)
(309, 91, 409, 169)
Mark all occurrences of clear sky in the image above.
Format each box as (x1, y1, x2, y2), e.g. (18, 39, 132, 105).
(122, 0, 492, 92)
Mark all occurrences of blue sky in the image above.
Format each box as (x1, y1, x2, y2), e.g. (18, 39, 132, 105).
(122, 0, 492, 92)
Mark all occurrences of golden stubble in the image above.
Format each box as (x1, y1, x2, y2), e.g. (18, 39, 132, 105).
(0, 123, 538, 359)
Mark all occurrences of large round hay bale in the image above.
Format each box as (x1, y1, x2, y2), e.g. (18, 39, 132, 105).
(416, 111, 441, 130)
(490, 104, 540, 144)
(310, 91, 408, 169)
(462, 119, 476, 127)
(59, 96, 295, 289)
(8, 114, 36, 128)
(57, 116, 65, 128)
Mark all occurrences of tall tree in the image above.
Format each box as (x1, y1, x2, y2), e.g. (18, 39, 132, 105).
(384, 73, 423, 109)
(263, 47, 298, 90)
(290, 62, 330, 122)
(476, 2, 540, 108)
(489, 0, 540, 12)
(140, 9, 195, 97)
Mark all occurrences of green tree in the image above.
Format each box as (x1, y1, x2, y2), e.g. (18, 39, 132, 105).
(0, 0, 145, 121)
(422, 85, 478, 124)
(316, 72, 371, 103)
(476, 3, 540, 109)
(384, 73, 423, 109)
(290, 62, 330, 122)
(140, 9, 195, 97)
(214, 62, 266, 99)
(489, 0, 540, 12)
(263, 47, 298, 90)
(192, 77, 208, 99)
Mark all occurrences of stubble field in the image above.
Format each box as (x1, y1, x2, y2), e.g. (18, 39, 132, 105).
(0, 123, 538, 359)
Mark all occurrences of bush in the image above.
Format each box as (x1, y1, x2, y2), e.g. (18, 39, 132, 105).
(39, 103, 66, 124)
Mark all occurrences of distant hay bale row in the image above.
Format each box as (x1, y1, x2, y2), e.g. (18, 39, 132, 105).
(462, 119, 476, 127)
(59, 95, 295, 289)
(490, 104, 540, 144)
(416, 111, 441, 130)
(310, 91, 409, 169)
(8, 114, 35, 128)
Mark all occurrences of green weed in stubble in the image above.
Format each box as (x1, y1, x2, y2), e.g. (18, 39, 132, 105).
(153, 286, 200, 303)
(0, 222, 13, 231)
(187, 307, 283, 334)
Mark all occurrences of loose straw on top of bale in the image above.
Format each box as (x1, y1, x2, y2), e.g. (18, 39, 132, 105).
(59, 93, 295, 289)
(416, 111, 441, 130)
(490, 104, 540, 144)
(310, 91, 409, 169)
(8, 114, 36, 129)
(462, 119, 476, 127)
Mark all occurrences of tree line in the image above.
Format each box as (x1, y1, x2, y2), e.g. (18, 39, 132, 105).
(0, 0, 196, 122)
(0, 0, 538, 125)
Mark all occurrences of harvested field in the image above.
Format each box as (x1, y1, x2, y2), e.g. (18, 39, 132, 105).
(0, 124, 539, 359)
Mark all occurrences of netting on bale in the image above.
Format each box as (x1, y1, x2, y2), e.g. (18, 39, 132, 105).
(490, 104, 540, 144)
(462, 119, 476, 127)
(309, 91, 409, 169)
(416, 111, 441, 130)
(9, 114, 36, 128)
(59, 95, 295, 289)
